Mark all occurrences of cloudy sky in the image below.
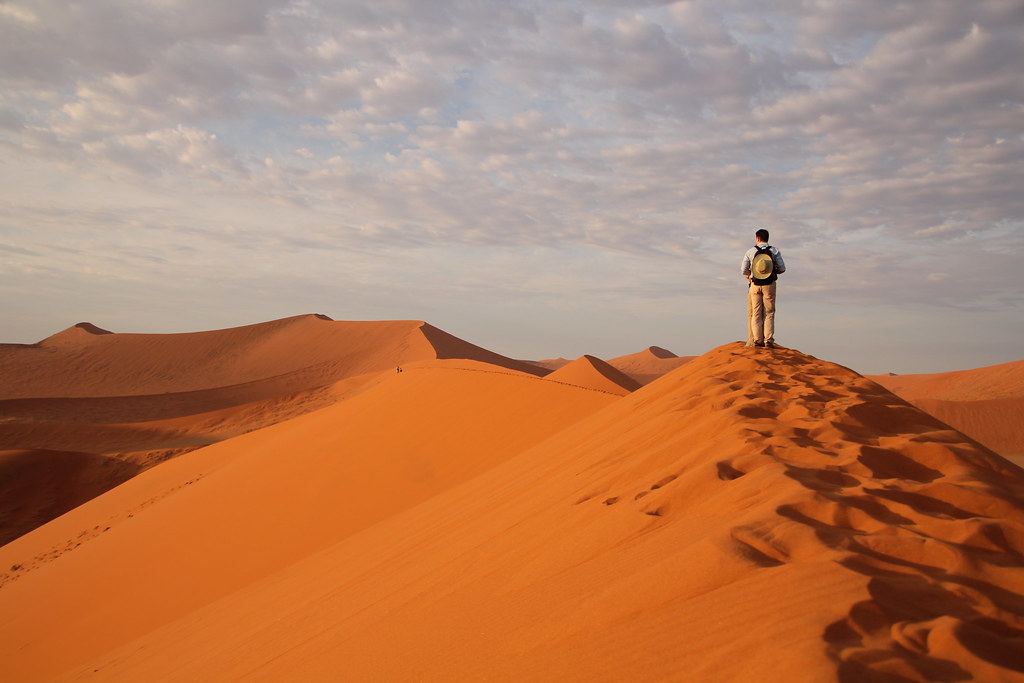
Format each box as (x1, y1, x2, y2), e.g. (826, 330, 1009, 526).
(2, 0, 1022, 374)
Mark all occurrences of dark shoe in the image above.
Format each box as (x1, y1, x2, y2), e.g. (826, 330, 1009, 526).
(754, 341, 765, 347)
(766, 341, 776, 349)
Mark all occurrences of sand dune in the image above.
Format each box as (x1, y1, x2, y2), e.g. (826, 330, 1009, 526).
(872, 359, 1024, 402)
(1, 339, 1021, 682)
(0, 450, 141, 547)
(908, 396, 1024, 466)
(0, 359, 615, 681)
(530, 357, 571, 372)
(608, 345, 695, 385)
(0, 316, 548, 544)
(872, 360, 1024, 466)
(545, 354, 643, 395)
(419, 323, 548, 376)
(0, 314, 542, 399)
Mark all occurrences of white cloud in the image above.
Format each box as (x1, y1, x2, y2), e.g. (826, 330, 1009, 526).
(0, 4, 37, 24)
(73, 125, 248, 181)
(0, 0, 1022, 372)
(362, 66, 454, 118)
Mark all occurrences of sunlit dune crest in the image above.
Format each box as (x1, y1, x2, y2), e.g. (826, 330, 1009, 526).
(0, 315, 544, 543)
(608, 345, 696, 386)
(0, 314, 543, 399)
(529, 357, 571, 372)
(0, 317, 1022, 682)
(545, 354, 643, 395)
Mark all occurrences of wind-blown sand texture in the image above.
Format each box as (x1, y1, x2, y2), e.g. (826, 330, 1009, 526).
(1, 323, 1022, 682)
(0, 315, 544, 544)
(872, 360, 1024, 467)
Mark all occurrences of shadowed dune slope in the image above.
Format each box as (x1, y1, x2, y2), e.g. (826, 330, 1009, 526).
(0, 316, 546, 545)
(872, 361, 1024, 465)
(3, 344, 1021, 682)
(0, 360, 615, 681)
(545, 354, 643, 395)
(608, 345, 696, 385)
(0, 450, 141, 547)
(418, 323, 548, 377)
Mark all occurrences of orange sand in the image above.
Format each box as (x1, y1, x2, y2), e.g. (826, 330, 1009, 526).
(531, 357, 571, 371)
(545, 354, 643, 395)
(0, 321, 1022, 682)
(872, 360, 1024, 467)
(0, 315, 544, 399)
(608, 345, 695, 385)
(0, 315, 543, 543)
(0, 358, 614, 681)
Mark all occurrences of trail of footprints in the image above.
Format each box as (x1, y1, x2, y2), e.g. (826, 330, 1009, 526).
(580, 346, 1024, 677)
(1, 475, 205, 588)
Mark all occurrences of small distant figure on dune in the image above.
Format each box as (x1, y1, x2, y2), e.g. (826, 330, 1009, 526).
(741, 228, 786, 349)
(396, 366, 403, 373)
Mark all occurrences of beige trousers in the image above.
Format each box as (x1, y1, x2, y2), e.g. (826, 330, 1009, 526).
(748, 282, 777, 344)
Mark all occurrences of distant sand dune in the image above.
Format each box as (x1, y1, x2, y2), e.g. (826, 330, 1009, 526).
(0, 316, 547, 544)
(873, 359, 1024, 402)
(545, 354, 643, 395)
(872, 360, 1024, 466)
(608, 345, 695, 385)
(0, 339, 1020, 682)
(530, 357, 571, 371)
(0, 314, 540, 399)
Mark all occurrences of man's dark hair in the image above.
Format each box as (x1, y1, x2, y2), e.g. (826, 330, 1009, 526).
(755, 228, 770, 242)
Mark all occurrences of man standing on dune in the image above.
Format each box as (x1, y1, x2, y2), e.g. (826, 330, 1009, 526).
(742, 228, 786, 348)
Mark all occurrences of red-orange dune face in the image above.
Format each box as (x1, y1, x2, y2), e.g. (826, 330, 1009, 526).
(608, 346, 695, 386)
(0, 316, 547, 544)
(872, 360, 1024, 467)
(0, 335, 1022, 682)
(0, 315, 543, 400)
(545, 354, 643, 395)
(0, 357, 616, 681)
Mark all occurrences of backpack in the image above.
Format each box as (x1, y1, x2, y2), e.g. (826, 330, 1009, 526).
(750, 245, 777, 285)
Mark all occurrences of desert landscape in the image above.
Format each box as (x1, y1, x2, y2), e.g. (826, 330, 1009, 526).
(1, 314, 1022, 682)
